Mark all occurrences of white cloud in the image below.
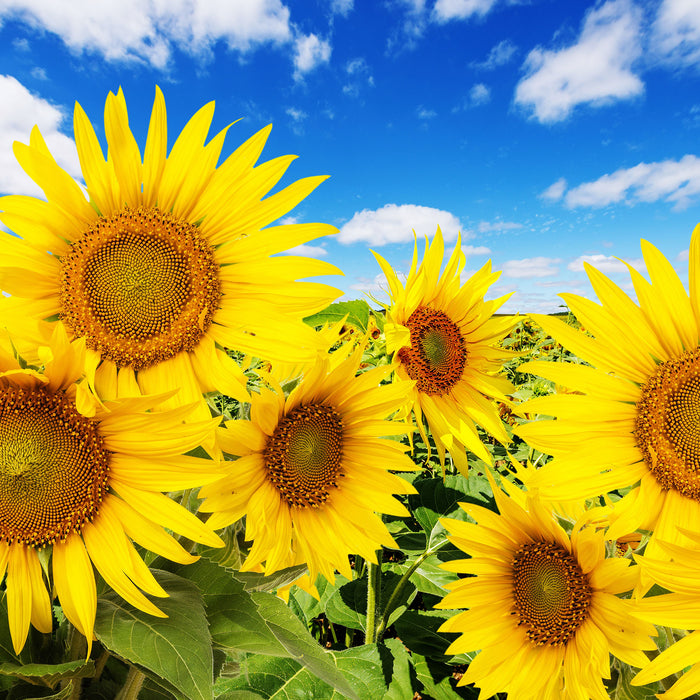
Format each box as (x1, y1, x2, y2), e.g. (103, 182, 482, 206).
(348, 272, 400, 296)
(285, 107, 307, 121)
(678, 248, 690, 262)
(338, 203, 464, 245)
(470, 83, 491, 105)
(293, 33, 331, 80)
(0, 1, 295, 69)
(477, 220, 523, 233)
(474, 38, 517, 69)
(416, 106, 437, 119)
(652, 0, 700, 67)
(281, 244, 328, 257)
(463, 245, 491, 255)
(30, 66, 47, 80)
(567, 253, 644, 273)
(0, 75, 81, 197)
(331, 0, 354, 16)
(502, 257, 561, 278)
(562, 155, 700, 209)
(432, 0, 499, 22)
(540, 177, 567, 202)
(343, 57, 374, 97)
(514, 0, 643, 123)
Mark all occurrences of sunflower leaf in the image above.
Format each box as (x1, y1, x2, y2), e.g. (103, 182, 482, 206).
(412, 652, 475, 699)
(176, 559, 359, 700)
(0, 660, 94, 689)
(303, 300, 371, 332)
(383, 638, 416, 700)
(216, 644, 390, 699)
(93, 569, 212, 700)
(394, 610, 457, 659)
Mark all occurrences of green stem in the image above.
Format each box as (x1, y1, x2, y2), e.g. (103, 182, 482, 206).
(365, 550, 383, 644)
(116, 667, 146, 700)
(375, 538, 448, 640)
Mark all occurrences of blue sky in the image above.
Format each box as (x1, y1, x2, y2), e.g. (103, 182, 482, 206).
(1, 0, 700, 313)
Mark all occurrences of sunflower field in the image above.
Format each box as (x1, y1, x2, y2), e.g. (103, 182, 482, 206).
(1, 88, 700, 700)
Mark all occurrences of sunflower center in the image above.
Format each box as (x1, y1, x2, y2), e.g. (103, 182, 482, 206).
(511, 541, 591, 646)
(60, 206, 221, 370)
(0, 387, 111, 547)
(396, 306, 467, 396)
(635, 348, 700, 499)
(264, 404, 344, 508)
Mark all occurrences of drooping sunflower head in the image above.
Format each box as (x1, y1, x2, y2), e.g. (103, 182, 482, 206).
(0, 323, 224, 655)
(436, 483, 656, 699)
(1, 86, 341, 412)
(200, 338, 418, 584)
(372, 226, 517, 473)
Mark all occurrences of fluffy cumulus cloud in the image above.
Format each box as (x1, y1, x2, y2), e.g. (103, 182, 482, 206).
(0, 0, 328, 76)
(337, 203, 465, 245)
(502, 256, 562, 278)
(651, 0, 700, 67)
(514, 0, 643, 123)
(540, 177, 567, 202)
(293, 33, 331, 80)
(0, 75, 81, 197)
(567, 253, 644, 273)
(548, 155, 700, 210)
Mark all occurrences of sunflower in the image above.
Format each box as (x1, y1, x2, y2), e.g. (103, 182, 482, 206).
(199, 338, 417, 584)
(435, 481, 656, 699)
(631, 541, 700, 699)
(0, 87, 341, 421)
(372, 227, 516, 473)
(0, 323, 224, 655)
(515, 225, 700, 566)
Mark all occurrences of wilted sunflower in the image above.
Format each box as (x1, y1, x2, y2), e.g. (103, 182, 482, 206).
(199, 339, 417, 584)
(631, 541, 700, 698)
(516, 225, 700, 564)
(0, 323, 223, 655)
(372, 226, 516, 473)
(436, 482, 656, 699)
(0, 87, 341, 419)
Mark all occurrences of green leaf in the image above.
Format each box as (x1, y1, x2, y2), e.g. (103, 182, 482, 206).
(394, 610, 456, 659)
(410, 475, 492, 544)
(325, 572, 416, 632)
(413, 653, 476, 699)
(233, 565, 308, 593)
(0, 660, 94, 689)
(304, 300, 371, 333)
(93, 569, 213, 700)
(5, 681, 76, 699)
(177, 560, 358, 700)
(611, 661, 663, 700)
(383, 638, 415, 700)
(216, 645, 389, 700)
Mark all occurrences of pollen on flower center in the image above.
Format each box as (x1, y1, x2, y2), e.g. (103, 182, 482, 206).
(635, 348, 700, 499)
(0, 387, 111, 548)
(264, 404, 344, 508)
(396, 305, 467, 396)
(60, 206, 221, 370)
(511, 541, 591, 646)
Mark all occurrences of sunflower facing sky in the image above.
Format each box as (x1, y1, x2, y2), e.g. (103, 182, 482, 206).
(199, 338, 417, 584)
(0, 87, 341, 422)
(436, 480, 656, 699)
(0, 322, 224, 656)
(372, 227, 516, 474)
(515, 224, 700, 566)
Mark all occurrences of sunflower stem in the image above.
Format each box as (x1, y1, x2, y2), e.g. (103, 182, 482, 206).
(375, 538, 448, 640)
(117, 666, 146, 700)
(365, 550, 383, 644)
